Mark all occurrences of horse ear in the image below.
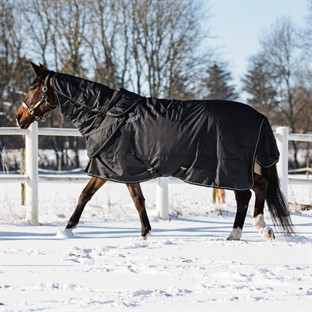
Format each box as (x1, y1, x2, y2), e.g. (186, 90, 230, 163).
(39, 63, 48, 70)
(30, 61, 42, 77)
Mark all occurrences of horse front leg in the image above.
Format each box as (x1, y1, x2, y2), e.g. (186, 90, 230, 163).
(252, 173, 275, 241)
(65, 177, 107, 234)
(126, 183, 151, 240)
(227, 190, 252, 240)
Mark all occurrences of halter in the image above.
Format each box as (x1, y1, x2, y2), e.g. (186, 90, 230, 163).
(22, 71, 55, 122)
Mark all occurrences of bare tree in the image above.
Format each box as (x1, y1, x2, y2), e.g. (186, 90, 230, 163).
(0, 1, 28, 128)
(0, 0, 219, 169)
(83, 0, 214, 98)
(244, 17, 311, 167)
(259, 18, 302, 128)
(19, 0, 56, 66)
(300, 0, 312, 60)
(18, 0, 92, 167)
(84, 0, 122, 88)
(52, 0, 91, 76)
(125, 0, 213, 98)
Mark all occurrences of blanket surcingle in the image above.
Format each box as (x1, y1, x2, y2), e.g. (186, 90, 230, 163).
(53, 72, 279, 190)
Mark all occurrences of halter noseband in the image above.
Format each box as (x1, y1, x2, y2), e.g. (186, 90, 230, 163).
(22, 71, 55, 122)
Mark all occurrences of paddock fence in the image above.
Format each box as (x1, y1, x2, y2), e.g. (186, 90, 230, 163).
(0, 124, 311, 225)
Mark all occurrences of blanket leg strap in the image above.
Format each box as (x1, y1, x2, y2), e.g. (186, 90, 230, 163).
(172, 157, 194, 178)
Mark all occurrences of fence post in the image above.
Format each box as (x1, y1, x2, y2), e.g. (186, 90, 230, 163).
(20, 147, 25, 205)
(156, 177, 169, 220)
(276, 127, 289, 203)
(25, 122, 39, 225)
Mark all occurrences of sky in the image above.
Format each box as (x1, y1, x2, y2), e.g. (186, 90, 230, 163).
(207, 0, 309, 97)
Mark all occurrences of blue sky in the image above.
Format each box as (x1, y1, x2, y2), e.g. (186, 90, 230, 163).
(207, 0, 308, 96)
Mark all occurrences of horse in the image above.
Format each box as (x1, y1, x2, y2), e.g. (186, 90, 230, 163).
(16, 62, 294, 241)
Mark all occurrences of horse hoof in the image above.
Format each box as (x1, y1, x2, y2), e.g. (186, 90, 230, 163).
(226, 228, 242, 241)
(63, 228, 74, 237)
(140, 231, 151, 240)
(55, 228, 74, 239)
(263, 227, 275, 241)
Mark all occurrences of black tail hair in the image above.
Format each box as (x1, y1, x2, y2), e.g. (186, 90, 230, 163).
(262, 164, 294, 234)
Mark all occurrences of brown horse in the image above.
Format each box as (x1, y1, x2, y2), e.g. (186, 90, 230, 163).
(16, 63, 294, 241)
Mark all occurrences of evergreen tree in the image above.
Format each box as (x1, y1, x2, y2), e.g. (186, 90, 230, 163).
(241, 57, 279, 121)
(202, 63, 238, 101)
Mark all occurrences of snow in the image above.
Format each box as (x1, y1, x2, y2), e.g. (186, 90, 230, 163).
(0, 180, 311, 311)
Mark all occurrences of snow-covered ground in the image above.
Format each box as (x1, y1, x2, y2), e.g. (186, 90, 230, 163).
(0, 180, 311, 311)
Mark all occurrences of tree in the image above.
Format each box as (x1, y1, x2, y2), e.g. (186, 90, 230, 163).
(52, 0, 90, 77)
(0, 1, 28, 147)
(53, 0, 100, 167)
(242, 56, 279, 120)
(202, 63, 238, 101)
(0, 0, 217, 167)
(300, 0, 312, 60)
(243, 17, 311, 167)
(84, 0, 123, 88)
(19, 0, 93, 167)
(125, 0, 213, 98)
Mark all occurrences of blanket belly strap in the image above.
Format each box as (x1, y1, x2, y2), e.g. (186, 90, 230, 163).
(173, 166, 188, 178)
(172, 156, 195, 178)
(143, 159, 162, 178)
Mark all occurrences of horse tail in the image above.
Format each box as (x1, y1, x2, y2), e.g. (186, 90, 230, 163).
(262, 164, 294, 234)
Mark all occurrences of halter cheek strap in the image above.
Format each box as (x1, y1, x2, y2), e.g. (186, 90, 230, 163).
(22, 71, 55, 122)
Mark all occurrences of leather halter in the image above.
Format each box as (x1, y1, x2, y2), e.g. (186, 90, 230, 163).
(22, 71, 55, 122)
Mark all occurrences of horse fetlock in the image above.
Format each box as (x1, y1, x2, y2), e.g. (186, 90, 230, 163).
(227, 227, 242, 240)
(65, 222, 78, 230)
(253, 214, 265, 232)
(141, 230, 151, 240)
(253, 214, 275, 241)
(62, 228, 74, 237)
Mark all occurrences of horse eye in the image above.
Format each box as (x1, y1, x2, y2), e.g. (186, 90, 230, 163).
(29, 84, 38, 91)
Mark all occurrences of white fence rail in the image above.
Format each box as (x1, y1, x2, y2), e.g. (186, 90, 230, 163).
(0, 124, 311, 225)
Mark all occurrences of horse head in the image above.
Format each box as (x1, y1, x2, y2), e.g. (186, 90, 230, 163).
(16, 62, 57, 129)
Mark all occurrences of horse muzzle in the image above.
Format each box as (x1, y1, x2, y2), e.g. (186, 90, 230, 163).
(16, 106, 35, 129)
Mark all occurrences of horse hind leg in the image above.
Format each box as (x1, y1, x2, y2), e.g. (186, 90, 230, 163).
(227, 190, 252, 240)
(65, 177, 106, 234)
(127, 183, 151, 240)
(252, 173, 275, 241)
(216, 188, 225, 204)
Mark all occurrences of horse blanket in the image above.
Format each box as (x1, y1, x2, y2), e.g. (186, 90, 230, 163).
(53, 72, 279, 190)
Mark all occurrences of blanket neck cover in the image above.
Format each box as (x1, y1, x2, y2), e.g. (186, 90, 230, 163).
(52, 72, 279, 190)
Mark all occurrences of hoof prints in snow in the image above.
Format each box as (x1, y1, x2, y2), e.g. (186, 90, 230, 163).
(1, 233, 311, 311)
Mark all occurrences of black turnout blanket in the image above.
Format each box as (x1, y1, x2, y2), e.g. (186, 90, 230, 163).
(53, 73, 279, 190)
